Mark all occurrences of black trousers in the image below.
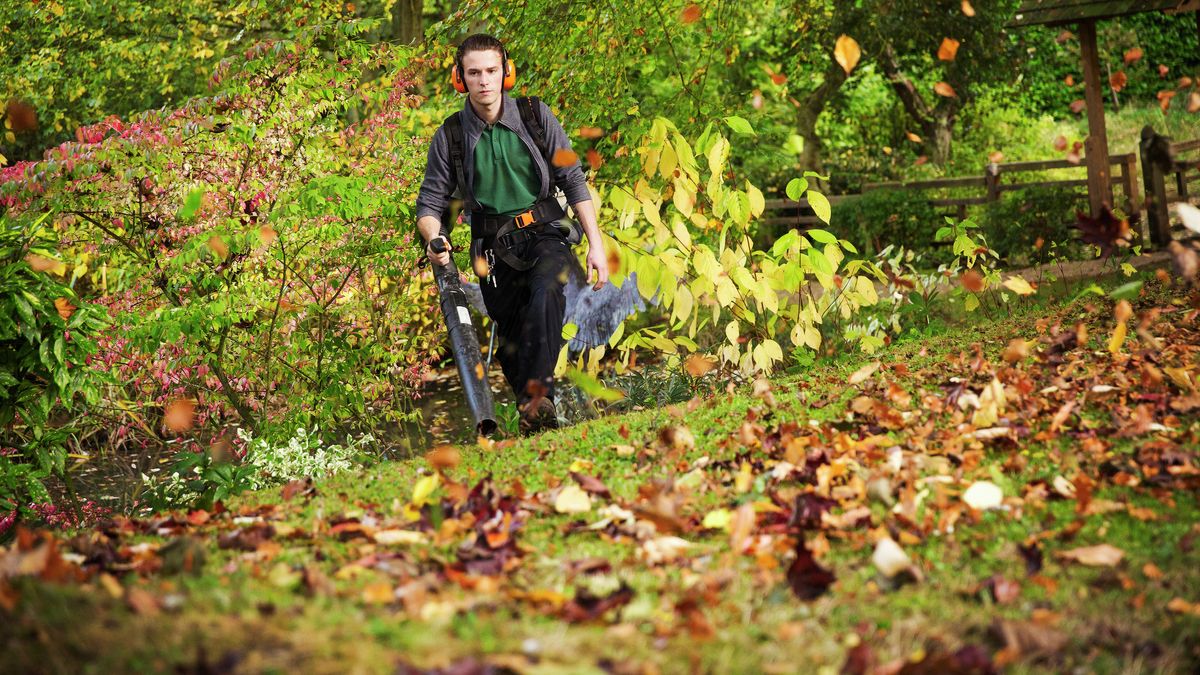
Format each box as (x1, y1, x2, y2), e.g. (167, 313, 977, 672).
(479, 229, 576, 405)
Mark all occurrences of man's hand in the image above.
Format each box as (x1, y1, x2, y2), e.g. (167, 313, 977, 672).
(426, 235, 451, 267)
(585, 242, 609, 290)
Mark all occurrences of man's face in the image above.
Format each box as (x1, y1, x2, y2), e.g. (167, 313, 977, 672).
(461, 48, 504, 106)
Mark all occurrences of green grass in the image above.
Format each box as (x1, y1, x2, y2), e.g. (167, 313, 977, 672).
(3, 269, 1200, 674)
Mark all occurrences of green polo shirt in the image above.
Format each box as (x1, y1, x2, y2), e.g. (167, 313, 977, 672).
(473, 123, 540, 219)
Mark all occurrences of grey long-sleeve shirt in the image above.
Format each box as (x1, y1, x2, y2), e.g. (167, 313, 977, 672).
(415, 92, 592, 225)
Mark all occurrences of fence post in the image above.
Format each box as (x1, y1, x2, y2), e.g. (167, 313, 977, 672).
(1121, 154, 1140, 217)
(985, 162, 1001, 202)
(1140, 125, 1171, 248)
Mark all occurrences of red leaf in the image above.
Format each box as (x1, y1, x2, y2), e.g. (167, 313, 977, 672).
(786, 538, 835, 600)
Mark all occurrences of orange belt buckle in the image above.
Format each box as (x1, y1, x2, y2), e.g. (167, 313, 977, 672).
(515, 211, 535, 228)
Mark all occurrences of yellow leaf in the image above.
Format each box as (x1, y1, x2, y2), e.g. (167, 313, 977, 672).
(746, 181, 765, 217)
(834, 35, 861, 75)
(411, 473, 441, 507)
(1107, 321, 1128, 354)
(554, 485, 592, 514)
(673, 178, 695, 217)
(726, 320, 740, 346)
(671, 218, 693, 249)
(934, 81, 958, 97)
(1002, 275, 1036, 296)
(848, 361, 880, 385)
(672, 284, 694, 324)
(702, 508, 732, 530)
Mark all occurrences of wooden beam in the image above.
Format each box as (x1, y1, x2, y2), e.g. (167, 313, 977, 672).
(1078, 19, 1113, 216)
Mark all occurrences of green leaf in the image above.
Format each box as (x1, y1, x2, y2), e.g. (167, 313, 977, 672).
(785, 178, 808, 203)
(565, 369, 624, 402)
(807, 190, 831, 224)
(1109, 280, 1143, 301)
(724, 116, 756, 136)
(807, 228, 837, 245)
(178, 188, 205, 220)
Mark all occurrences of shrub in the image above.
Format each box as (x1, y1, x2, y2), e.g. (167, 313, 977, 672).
(830, 189, 946, 262)
(975, 186, 1086, 265)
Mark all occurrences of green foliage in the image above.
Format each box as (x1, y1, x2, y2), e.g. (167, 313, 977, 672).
(976, 186, 1085, 265)
(830, 189, 945, 261)
(0, 212, 107, 517)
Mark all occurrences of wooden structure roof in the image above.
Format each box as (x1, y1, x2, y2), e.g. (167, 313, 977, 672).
(1011, 0, 1200, 27)
(1008, 0, 1200, 218)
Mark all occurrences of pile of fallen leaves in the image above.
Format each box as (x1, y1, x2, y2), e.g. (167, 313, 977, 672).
(4, 281, 1200, 673)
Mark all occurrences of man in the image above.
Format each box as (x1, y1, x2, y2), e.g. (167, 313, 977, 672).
(415, 33, 608, 434)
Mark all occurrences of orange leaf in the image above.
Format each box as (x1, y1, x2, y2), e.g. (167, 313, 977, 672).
(258, 226, 277, 245)
(586, 148, 602, 170)
(164, 399, 196, 433)
(1159, 90, 1177, 112)
(933, 81, 957, 97)
(1159, 64, 1170, 78)
(1109, 70, 1127, 92)
(988, 151, 1004, 163)
(208, 235, 229, 260)
(680, 3, 701, 24)
(914, 155, 928, 166)
(683, 354, 717, 378)
(426, 444, 460, 471)
(905, 131, 922, 143)
(1180, 76, 1194, 88)
(24, 253, 58, 272)
(960, 269, 984, 293)
(1056, 30, 1074, 44)
(5, 99, 38, 132)
(937, 37, 960, 62)
(1189, 91, 1200, 114)
(1064, 74, 1075, 86)
(770, 72, 788, 86)
(1053, 135, 1069, 151)
(1069, 99, 1086, 114)
(577, 126, 604, 139)
(1123, 47, 1143, 65)
(960, 0, 975, 16)
(54, 297, 75, 321)
(551, 148, 579, 168)
(834, 35, 861, 76)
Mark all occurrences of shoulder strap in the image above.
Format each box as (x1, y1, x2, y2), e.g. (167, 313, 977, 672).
(517, 96, 551, 163)
(444, 111, 480, 210)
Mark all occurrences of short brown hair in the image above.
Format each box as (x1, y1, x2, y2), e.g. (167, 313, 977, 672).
(456, 33, 506, 70)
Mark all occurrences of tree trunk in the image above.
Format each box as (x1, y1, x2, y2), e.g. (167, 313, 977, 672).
(795, 58, 849, 179)
(391, 0, 424, 45)
(879, 43, 958, 166)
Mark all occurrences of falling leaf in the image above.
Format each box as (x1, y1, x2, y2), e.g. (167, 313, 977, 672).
(586, 148, 602, 170)
(729, 503, 756, 554)
(1056, 30, 1074, 44)
(1002, 275, 1036, 296)
(1057, 543, 1124, 567)
(577, 126, 604, 139)
(1159, 64, 1171, 77)
(426, 445, 460, 471)
(751, 89, 763, 109)
(683, 354, 717, 377)
(125, 587, 160, 616)
(208, 235, 229, 260)
(362, 582, 395, 604)
(5, 99, 38, 132)
(555, 485, 592, 514)
(933, 82, 957, 97)
(848, 361, 880, 385)
(834, 35, 861, 76)
(570, 471, 611, 499)
(914, 155, 929, 166)
(258, 226, 277, 245)
(906, 131, 922, 143)
(960, 269, 985, 293)
(552, 148, 579, 167)
(937, 38, 960, 61)
(1053, 135, 1069, 151)
(1069, 99, 1086, 114)
(961, 0, 975, 16)
(1123, 47, 1143, 65)
(680, 3, 701, 24)
(373, 530, 427, 545)
(1159, 90, 1176, 112)
(1075, 206, 1131, 256)
(24, 253, 59, 272)
(787, 538, 835, 600)
(561, 582, 634, 622)
(54, 297, 76, 320)
(1065, 74, 1075, 86)
(1188, 92, 1200, 114)
(1002, 339, 1029, 364)
(872, 537, 913, 578)
(1109, 70, 1127, 93)
(164, 399, 196, 432)
(988, 150, 1004, 163)
(962, 481, 1004, 510)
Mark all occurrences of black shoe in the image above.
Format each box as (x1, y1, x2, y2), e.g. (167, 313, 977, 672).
(518, 398, 559, 435)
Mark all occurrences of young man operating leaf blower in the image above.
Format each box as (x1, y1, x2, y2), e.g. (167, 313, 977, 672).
(415, 33, 608, 435)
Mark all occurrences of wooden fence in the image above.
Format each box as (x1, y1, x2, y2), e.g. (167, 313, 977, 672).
(762, 153, 1140, 233)
(1142, 127, 1200, 247)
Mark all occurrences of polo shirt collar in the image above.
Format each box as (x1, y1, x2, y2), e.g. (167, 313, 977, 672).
(462, 92, 523, 133)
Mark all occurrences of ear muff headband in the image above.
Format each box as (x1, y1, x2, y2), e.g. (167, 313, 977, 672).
(451, 47, 516, 94)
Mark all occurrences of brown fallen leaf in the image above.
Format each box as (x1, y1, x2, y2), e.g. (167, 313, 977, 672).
(125, 587, 161, 616)
(834, 35, 861, 76)
(1057, 543, 1124, 567)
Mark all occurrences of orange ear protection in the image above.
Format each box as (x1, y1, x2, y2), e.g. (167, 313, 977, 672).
(451, 46, 516, 94)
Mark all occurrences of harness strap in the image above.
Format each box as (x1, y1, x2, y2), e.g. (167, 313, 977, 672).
(443, 112, 480, 212)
